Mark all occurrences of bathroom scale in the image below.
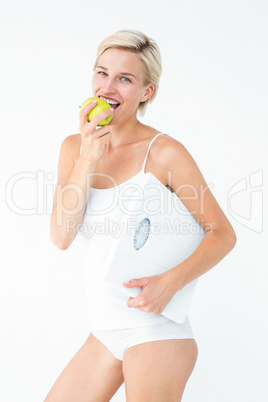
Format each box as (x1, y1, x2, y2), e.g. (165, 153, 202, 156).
(103, 172, 206, 324)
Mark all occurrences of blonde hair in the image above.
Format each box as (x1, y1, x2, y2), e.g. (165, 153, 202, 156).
(93, 29, 162, 117)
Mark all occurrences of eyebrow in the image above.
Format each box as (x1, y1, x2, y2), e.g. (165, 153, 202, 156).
(96, 65, 137, 79)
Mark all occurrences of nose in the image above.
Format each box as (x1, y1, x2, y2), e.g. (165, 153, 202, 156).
(102, 76, 116, 94)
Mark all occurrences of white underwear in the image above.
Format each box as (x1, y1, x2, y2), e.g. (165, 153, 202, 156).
(91, 317, 194, 361)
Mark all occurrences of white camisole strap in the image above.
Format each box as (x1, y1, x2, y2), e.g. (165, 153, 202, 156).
(141, 133, 164, 173)
(80, 132, 165, 171)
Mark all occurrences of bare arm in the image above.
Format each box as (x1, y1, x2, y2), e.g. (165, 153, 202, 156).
(50, 137, 97, 250)
(162, 138, 237, 291)
(50, 101, 113, 250)
(125, 136, 237, 314)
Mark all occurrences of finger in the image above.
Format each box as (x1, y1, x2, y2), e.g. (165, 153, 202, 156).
(91, 124, 111, 139)
(95, 129, 112, 145)
(90, 107, 114, 127)
(128, 297, 144, 309)
(79, 99, 98, 127)
(124, 279, 145, 288)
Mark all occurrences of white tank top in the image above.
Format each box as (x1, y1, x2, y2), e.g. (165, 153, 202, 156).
(78, 133, 189, 329)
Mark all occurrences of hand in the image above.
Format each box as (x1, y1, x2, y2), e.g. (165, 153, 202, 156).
(79, 100, 113, 164)
(123, 273, 179, 315)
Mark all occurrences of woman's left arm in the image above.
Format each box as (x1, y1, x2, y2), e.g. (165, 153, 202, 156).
(124, 137, 237, 314)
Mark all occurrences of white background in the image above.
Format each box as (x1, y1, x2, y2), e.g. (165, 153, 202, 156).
(1, 0, 267, 401)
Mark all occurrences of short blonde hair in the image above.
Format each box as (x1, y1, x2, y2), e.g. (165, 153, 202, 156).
(93, 29, 162, 117)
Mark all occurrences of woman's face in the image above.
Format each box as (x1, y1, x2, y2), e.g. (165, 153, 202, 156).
(92, 48, 153, 125)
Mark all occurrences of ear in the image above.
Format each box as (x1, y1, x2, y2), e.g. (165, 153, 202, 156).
(140, 84, 155, 103)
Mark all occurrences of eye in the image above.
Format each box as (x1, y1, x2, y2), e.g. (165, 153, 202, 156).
(121, 77, 131, 83)
(97, 71, 107, 76)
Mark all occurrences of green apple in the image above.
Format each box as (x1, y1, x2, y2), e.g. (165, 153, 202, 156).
(80, 97, 113, 126)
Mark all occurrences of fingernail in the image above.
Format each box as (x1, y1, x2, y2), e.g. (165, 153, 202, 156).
(109, 108, 114, 112)
(92, 100, 98, 103)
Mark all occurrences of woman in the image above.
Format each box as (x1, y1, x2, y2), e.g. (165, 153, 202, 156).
(46, 29, 236, 401)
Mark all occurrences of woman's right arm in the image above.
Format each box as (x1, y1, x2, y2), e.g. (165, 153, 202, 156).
(50, 101, 113, 250)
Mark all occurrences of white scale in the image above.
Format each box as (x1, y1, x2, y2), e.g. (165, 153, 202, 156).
(103, 172, 206, 324)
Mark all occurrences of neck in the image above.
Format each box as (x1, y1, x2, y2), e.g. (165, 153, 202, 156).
(106, 118, 144, 150)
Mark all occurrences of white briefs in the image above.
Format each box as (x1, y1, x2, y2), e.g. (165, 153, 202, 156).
(91, 317, 194, 361)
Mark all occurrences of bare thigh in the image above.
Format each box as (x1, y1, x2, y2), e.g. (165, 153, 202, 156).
(123, 339, 198, 402)
(44, 333, 124, 402)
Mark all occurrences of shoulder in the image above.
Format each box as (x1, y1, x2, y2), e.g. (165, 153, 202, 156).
(152, 134, 197, 169)
(61, 133, 81, 148)
(150, 134, 203, 189)
(59, 133, 81, 162)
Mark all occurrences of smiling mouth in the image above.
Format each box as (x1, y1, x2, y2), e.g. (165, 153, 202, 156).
(98, 96, 120, 109)
(110, 103, 120, 109)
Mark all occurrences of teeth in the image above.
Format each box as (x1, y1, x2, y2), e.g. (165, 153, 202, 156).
(99, 96, 120, 105)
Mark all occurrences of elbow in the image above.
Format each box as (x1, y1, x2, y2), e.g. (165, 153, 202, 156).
(50, 231, 71, 251)
(50, 217, 73, 250)
(231, 231, 237, 249)
(55, 241, 70, 251)
(51, 237, 70, 251)
(208, 222, 237, 253)
(225, 225, 237, 252)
